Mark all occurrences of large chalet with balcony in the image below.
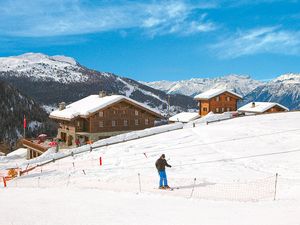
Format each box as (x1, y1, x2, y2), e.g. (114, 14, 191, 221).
(49, 92, 164, 146)
(194, 89, 243, 116)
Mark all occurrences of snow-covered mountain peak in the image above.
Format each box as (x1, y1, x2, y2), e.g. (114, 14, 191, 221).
(1, 52, 77, 67)
(273, 73, 300, 84)
(143, 74, 263, 97)
(51, 55, 77, 65)
(0, 53, 87, 83)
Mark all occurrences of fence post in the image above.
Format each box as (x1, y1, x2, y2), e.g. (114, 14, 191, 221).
(189, 178, 196, 199)
(67, 174, 71, 187)
(274, 173, 278, 201)
(90, 145, 92, 152)
(138, 173, 142, 193)
(2, 177, 6, 188)
(99, 157, 102, 166)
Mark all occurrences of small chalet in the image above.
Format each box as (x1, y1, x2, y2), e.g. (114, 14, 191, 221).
(194, 89, 242, 116)
(49, 92, 164, 146)
(238, 102, 289, 115)
(169, 112, 199, 123)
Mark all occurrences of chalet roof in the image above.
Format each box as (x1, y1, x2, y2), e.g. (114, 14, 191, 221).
(49, 95, 163, 121)
(194, 88, 242, 100)
(238, 102, 289, 113)
(169, 112, 200, 123)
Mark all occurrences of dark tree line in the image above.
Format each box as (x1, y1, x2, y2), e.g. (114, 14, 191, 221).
(0, 81, 57, 152)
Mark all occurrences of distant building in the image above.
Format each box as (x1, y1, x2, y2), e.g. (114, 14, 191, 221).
(194, 89, 242, 116)
(238, 102, 289, 115)
(49, 92, 164, 146)
(169, 112, 200, 123)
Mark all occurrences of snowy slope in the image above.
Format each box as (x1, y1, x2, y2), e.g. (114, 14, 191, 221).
(1, 112, 300, 225)
(143, 74, 263, 97)
(243, 73, 300, 110)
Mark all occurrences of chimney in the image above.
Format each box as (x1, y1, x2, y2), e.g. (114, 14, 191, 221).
(251, 102, 255, 108)
(99, 91, 106, 98)
(59, 102, 66, 111)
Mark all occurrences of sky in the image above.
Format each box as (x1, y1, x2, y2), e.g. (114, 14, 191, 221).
(0, 0, 300, 82)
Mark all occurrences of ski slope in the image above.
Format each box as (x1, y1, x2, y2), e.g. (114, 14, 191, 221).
(1, 112, 300, 225)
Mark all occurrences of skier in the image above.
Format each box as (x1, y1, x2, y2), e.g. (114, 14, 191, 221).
(155, 154, 172, 189)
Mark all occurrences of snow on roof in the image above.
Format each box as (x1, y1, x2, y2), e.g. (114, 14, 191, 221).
(50, 95, 162, 120)
(238, 102, 289, 113)
(169, 112, 200, 123)
(194, 88, 242, 100)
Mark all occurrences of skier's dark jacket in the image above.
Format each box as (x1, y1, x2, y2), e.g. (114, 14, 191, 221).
(155, 158, 171, 171)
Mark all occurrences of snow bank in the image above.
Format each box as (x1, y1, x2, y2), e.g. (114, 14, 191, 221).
(6, 148, 27, 159)
(169, 112, 199, 123)
(192, 112, 233, 125)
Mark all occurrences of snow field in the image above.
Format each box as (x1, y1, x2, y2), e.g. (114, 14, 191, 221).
(1, 112, 300, 225)
(1, 187, 300, 225)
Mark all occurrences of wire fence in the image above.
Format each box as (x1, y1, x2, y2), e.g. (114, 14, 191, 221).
(3, 163, 280, 202)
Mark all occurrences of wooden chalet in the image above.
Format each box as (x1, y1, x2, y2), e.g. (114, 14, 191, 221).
(194, 89, 243, 116)
(49, 92, 164, 146)
(238, 102, 289, 115)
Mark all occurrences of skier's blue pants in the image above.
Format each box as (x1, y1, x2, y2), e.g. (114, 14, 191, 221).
(158, 170, 168, 187)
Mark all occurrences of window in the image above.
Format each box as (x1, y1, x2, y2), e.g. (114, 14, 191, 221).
(145, 118, 149, 125)
(216, 96, 220, 101)
(99, 121, 104, 128)
(221, 108, 224, 112)
(99, 111, 104, 117)
(227, 107, 230, 112)
(77, 121, 80, 126)
(135, 119, 139, 125)
(113, 110, 117, 115)
(203, 107, 207, 112)
(124, 120, 128, 126)
(135, 110, 139, 116)
(112, 120, 116, 127)
(122, 110, 126, 114)
(216, 108, 219, 113)
(226, 96, 230, 101)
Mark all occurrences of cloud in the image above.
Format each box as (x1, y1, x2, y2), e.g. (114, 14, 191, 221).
(211, 26, 300, 58)
(0, 0, 217, 38)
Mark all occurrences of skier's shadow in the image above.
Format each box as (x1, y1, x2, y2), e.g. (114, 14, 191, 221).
(174, 181, 216, 190)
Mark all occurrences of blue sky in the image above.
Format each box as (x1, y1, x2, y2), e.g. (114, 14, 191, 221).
(0, 0, 300, 81)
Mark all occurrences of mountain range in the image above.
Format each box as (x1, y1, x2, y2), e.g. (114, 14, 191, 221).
(144, 73, 300, 110)
(242, 73, 300, 110)
(0, 53, 196, 115)
(143, 74, 263, 97)
(1, 53, 299, 113)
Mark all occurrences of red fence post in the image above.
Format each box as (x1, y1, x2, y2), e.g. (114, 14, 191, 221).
(99, 157, 102, 166)
(3, 177, 7, 188)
